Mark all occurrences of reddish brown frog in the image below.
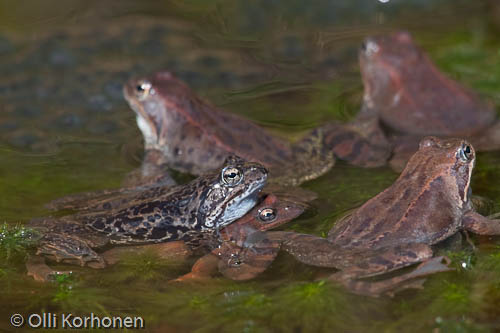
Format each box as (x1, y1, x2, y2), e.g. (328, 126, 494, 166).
(123, 71, 335, 186)
(175, 193, 306, 281)
(354, 31, 500, 170)
(268, 137, 500, 296)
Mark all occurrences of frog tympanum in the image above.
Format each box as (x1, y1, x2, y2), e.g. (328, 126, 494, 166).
(269, 137, 500, 296)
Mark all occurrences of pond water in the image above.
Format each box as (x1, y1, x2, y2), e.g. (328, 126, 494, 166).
(2, 0, 500, 331)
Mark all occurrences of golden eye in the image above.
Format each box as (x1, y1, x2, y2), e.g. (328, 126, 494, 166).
(258, 208, 276, 222)
(221, 166, 243, 186)
(458, 144, 473, 162)
(135, 80, 154, 100)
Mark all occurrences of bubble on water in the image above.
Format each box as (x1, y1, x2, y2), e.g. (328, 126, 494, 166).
(378, 0, 390, 3)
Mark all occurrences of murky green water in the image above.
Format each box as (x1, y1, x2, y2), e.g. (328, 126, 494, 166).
(2, 0, 500, 331)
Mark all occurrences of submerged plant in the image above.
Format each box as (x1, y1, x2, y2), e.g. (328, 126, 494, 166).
(0, 222, 40, 265)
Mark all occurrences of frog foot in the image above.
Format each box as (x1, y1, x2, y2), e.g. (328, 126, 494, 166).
(26, 256, 74, 282)
(172, 254, 220, 283)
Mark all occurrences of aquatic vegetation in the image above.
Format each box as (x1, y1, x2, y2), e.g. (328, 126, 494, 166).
(0, 222, 39, 266)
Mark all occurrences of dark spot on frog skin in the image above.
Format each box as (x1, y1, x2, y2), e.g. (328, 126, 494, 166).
(135, 228, 148, 235)
(373, 257, 394, 269)
(92, 220, 105, 230)
(401, 251, 418, 259)
(150, 227, 167, 240)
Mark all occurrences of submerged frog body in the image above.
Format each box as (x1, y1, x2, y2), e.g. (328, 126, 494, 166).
(175, 193, 306, 281)
(270, 137, 500, 296)
(123, 71, 334, 186)
(27, 156, 267, 280)
(354, 31, 500, 170)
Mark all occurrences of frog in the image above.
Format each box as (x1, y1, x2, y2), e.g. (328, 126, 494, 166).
(267, 137, 500, 296)
(26, 155, 268, 281)
(123, 71, 335, 186)
(29, 193, 304, 282)
(175, 192, 306, 281)
(352, 31, 500, 171)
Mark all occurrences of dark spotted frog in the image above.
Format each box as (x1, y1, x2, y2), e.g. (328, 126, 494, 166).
(354, 31, 500, 170)
(27, 156, 268, 281)
(123, 71, 334, 186)
(269, 137, 500, 296)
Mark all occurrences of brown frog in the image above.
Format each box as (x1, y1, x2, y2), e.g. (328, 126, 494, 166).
(123, 71, 334, 186)
(26, 156, 268, 281)
(353, 31, 500, 170)
(268, 137, 500, 296)
(175, 193, 306, 281)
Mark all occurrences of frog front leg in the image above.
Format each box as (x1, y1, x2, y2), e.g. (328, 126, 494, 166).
(463, 211, 500, 235)
(26, 255, 74, 282)
(268, 231, 350, 268)
(335, 256, 452, 297)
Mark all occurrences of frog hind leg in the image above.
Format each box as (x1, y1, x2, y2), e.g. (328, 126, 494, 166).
(463, 211, 500, 235)
(173, 253, 221, 282)
(329, 244, 453, 297)
(319, 112, 392, 168)
(37, 233, 106, 269)
(102, 241, 192, 266)
(267, 231, 346, 268)
(338, 256, 452, 297)
(26, 255, 74, 282)
(278, 128, 335, 186)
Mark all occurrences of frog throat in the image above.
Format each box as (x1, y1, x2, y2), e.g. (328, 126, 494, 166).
(202, 181, 265, 230)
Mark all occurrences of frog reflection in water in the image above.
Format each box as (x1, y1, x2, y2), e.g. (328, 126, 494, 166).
(123, 71, 339, 186)
(27, 156, 268, 281)
(269, 137, 500, 296)
(346, 31, 500, 171)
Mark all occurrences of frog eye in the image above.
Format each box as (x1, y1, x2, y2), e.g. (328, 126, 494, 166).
(135, 80, 154, 100)
(361, 39, 379, 56)
(258, 208, 276, 222)
(458, 144, 473, 162)
(221, 166, 244, 186)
